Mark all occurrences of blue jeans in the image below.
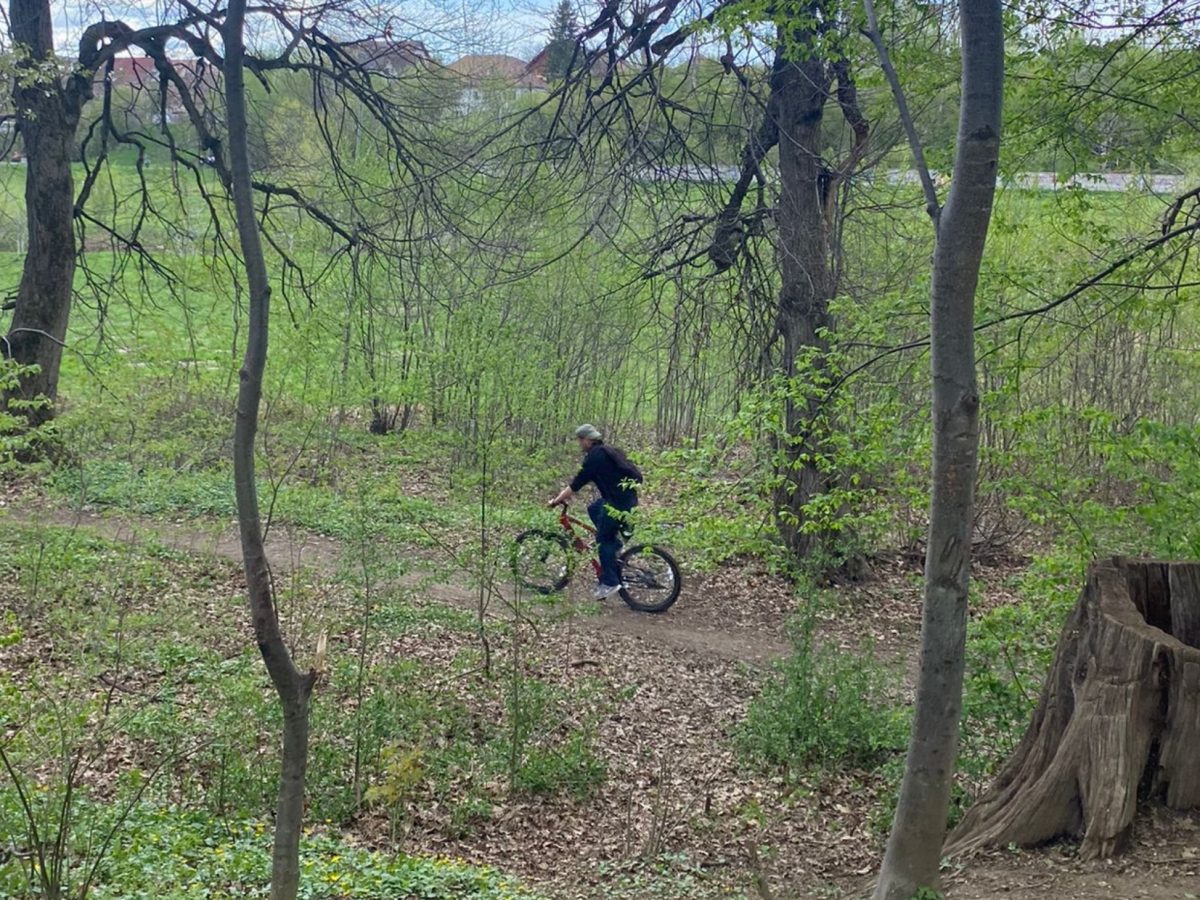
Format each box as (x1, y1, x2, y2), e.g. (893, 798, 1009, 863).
(588, 498, 633, 587)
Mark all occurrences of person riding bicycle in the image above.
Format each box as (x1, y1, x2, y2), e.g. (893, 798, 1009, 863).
(547, 424, 642, 600)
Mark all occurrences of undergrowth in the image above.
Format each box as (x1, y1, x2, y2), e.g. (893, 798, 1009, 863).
(0, 522, 600, 898)
(737, 608, 910, 774)
(0, 803, 542, 899)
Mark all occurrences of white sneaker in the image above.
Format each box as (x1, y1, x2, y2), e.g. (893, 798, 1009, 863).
(592, 583, 623, 601)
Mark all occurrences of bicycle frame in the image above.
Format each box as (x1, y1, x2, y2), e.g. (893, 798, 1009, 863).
(556, 503, 603, 580)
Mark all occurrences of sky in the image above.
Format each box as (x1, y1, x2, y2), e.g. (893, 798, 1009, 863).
(51, 0, 568, 63)
(47, 0, 1184, 70)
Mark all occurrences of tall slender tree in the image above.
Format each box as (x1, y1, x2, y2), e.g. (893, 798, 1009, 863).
(871, 0, 1004, 895)
(544, 0, 580, 82)
(221, 2, 317, 896)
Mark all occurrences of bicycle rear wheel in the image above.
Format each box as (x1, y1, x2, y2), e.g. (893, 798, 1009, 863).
(511, 529, 573, 594)
(618, 545, 681, 613)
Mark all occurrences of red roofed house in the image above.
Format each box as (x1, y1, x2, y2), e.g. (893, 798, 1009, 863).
(446, 54, 547, 113)
(524, 45, 617, 84)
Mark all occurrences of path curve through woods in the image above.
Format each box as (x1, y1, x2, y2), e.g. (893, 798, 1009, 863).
(8, 502, 1200, 899)
(8, 504, 791, 666)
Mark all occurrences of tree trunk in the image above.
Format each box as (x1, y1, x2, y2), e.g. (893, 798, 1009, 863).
(708, 24, 836, 561)
(874, 1, 1004, 897)
(224, 4, 315, 900)
(770, 40, 833, 560)
(3, 0, 83, 424)
(710, 17, 868, 565)
(947, 558, 1200, 859)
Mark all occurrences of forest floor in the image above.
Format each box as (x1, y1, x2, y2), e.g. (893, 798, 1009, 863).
(5, 496, 1200, 899)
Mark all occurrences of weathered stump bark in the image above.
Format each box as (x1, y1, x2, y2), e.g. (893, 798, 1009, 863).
(947, 557, 1200, 860)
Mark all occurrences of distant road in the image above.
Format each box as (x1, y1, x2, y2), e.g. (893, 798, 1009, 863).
(637, 164, 1188, 194)
(885, 169, 1186, 194)
(1008, 171, 1185, 193)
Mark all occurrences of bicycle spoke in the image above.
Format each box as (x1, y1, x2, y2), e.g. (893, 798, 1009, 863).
(624, 561, 668, 590)
(512, 530, 572, 594)
(618, 547, 678, 611)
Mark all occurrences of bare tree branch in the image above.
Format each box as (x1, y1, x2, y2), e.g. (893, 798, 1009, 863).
(861, 0, 940, 221)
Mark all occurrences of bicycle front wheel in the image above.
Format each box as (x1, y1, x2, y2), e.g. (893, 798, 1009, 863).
(618, 545, 681, 613)
(511, 529, 573, 595)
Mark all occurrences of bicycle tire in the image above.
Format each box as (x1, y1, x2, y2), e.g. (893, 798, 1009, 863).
(618, 545, 682, 613)
(511, 529, 573, 594)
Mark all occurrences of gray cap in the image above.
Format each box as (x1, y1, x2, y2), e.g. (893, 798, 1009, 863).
(574, 423, 602, 440)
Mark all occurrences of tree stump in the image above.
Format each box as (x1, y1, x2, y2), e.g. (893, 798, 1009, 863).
(946, 557, 1200, 860)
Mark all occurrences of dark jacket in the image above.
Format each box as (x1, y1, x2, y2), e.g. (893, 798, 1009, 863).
(570, 442, 640, 510)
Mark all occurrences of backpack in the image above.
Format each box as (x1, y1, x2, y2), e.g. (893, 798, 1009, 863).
(601, 445, 644, 486)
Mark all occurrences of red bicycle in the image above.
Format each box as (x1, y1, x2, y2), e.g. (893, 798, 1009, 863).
(511, 502, 682, 613)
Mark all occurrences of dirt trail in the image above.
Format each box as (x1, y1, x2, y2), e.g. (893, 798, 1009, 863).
(7, 503, 791, 666)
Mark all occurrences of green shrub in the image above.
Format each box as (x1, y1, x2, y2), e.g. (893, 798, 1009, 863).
(0, 802, 542, 899)
(958, 551, 1082, 794)
(501, 675, 607, 799)
(512, 729, 607, 797)
(737, 612, 909, 772)
(0, 359, 54, 469)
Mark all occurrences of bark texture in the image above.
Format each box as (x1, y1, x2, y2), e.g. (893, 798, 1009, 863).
(4, 0, 85, 423)
(947, 558, 1200, 859)
(707, 13, 869, 565)
(770, 40, 834, 561)
(224, 4, 315, 899)
(874, 1, 1004, 897)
